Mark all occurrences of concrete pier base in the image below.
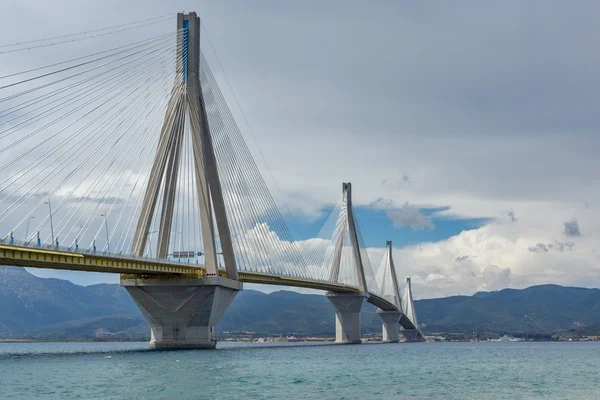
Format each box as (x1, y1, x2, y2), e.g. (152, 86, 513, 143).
(121, 275, 241, 349)
(377, 310, 402, 343)
(326, 292, 367, 344)
(402, 329, 424, 342)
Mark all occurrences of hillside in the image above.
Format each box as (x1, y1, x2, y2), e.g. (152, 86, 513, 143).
(418, 285, 600, 333)
(0, 267, 144, 337)
(1, 266, 600, 339)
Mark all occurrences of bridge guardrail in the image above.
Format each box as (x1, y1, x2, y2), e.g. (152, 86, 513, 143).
(0, 237, 205, 268)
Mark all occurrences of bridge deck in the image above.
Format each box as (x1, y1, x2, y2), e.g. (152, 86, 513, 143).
(0, 244, 400, 311)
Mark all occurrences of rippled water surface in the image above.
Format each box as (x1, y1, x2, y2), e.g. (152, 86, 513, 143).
(1, 341, 600, 399)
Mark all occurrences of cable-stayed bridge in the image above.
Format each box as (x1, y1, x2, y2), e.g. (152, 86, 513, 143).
(0, 12, 423, 348)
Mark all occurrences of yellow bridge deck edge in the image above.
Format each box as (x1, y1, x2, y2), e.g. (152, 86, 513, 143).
(0, 244, 204, 277)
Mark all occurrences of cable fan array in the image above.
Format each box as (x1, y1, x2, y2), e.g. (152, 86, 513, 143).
(198, 51, 311, 278)
(402, 278, 418, 327)
(304, 186, 382, 294)
(0, 26, 185, 255)
(0, 14, 173, 54)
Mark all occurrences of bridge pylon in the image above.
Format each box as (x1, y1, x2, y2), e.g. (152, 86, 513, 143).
(326, 182, 368, 344)
(401, 276, 425, 342)
(121, 12, 241, 349)
(376, 240, 403, 343)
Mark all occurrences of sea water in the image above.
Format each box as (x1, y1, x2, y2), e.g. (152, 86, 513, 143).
(1, 341, 599, 399)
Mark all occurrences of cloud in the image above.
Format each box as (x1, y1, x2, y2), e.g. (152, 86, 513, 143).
(564, 218, 582, 237)
(382, 173, 411, 188)
(481, 265, 512, 290)
(528, 241, 575, 253)
(502, 209, 517, 223)
(370, 198, 434, 231)
(383, 215, 600, 299)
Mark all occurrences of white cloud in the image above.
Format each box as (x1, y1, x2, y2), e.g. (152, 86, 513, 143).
(370, 198, 434, 231)
(388, 218, 600, 299)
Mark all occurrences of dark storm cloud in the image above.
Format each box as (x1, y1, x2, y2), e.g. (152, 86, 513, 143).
(563, 218, 581, 237)
(504, 210, 517, 223)
(528, 241, 575, 253)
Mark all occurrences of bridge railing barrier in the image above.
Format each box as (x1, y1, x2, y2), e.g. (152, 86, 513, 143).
(0, 238, 206, 268)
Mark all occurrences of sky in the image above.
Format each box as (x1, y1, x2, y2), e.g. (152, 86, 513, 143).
(1, 1, 599, 299)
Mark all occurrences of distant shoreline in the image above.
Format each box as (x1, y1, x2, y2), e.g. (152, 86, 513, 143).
(1, 338, 592, 344)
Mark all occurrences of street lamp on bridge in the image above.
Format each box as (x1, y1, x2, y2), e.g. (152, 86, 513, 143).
(24, 216, 34, 242)
(146, 230, 157, 258)
(44, 200, 54, 245)
(100, 213, 110, 253)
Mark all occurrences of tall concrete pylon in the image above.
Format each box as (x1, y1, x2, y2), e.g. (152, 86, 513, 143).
(328, 183, 368, 291)
(122, 12, 241, 349)
(401, 276, 425, 342)
(327, 182, 368, 344)
(384, 240, 402, 308)
(130, 12, 237, 280)
(377, 240, 403, 343)
(403, 277, 418, 328)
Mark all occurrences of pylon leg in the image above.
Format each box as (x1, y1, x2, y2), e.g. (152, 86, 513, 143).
(156, 96, 187, 258)
(188, 88, 218, 274)
(327, 292, 367, 344)
(378, 310, 401, 343)
(130, 87, 186, 256)
(122, 276, 241, 349)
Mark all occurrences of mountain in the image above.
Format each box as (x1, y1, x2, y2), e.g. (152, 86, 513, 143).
(418, 285, 600, 333)
(1, 266, 600, 339)
(0, 267, 145, 338)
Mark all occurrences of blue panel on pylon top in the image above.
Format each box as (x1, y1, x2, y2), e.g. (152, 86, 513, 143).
(182, 19, 189, 82)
